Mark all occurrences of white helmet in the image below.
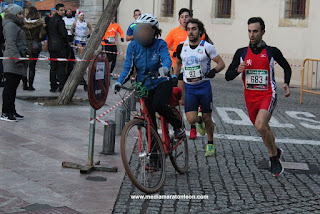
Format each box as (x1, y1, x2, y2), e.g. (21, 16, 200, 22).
(135, 13, 159, 28)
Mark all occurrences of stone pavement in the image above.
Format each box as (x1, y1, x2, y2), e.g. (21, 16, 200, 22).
(0, 59, 129, 214)
(0, 58, 319, 214)
(112, 69, 320, 213)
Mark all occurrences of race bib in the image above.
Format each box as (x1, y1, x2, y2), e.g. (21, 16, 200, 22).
(185, 65, 202, 83)
(66, 25, 72, 30)
(245, 69, 268, 90)
(79, 36, 87, 42)
(108, 37, 116, 44)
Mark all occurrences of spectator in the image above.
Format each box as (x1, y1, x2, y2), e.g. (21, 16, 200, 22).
(1, 4, 28, 122)
(43, 8, 56, 52)
(63, 9, 76, 44)
(0, 13, 5, 87)
(1, 5, 9, 20)
(126, 9, 141, 42)
(102, 16, 124, 73)
(47, 3, 68, 92)
(22, 6, 47, 91)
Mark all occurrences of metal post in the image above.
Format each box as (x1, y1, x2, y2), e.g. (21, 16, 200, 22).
(102, 120, 116, 155)
(115, 106, 126, 136)
(124, 99, 131, 122)
(129, 93, 136, 111)
(88, 107, 96, 167)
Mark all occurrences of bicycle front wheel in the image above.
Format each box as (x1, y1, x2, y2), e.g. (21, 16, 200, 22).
(120, 118, 166, 194)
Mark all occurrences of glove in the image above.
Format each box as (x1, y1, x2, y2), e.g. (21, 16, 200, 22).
(172, 75, 178, 87)
(205, 68, 217, 78)
(173, 52, 177, 57)
(103, 39, 108, 44)
(121, 38, 124, 42)
(87, 34, 91, 39)
(158, 67, 169, 77)
(112, 82, 121, 93)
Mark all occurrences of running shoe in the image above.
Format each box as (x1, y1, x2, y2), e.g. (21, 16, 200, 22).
(174, 127, 185, 139)
(197, 112, 206, 136)
(270, 148, 284, 177)
(189, 128, 197, 140)
(205, 144, 215, 157)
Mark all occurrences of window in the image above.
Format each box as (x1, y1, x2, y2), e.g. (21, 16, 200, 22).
(162, 0, 174, 17)
(216, 0, 232, 18)
(285, 0, 306, 19)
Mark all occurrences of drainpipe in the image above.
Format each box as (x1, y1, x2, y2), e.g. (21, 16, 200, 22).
(189, 0, 193, 16)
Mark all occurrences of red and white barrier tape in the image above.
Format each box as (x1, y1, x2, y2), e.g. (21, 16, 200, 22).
(96, 90, 135, 120)
(71, 45, 126, 56)
(91, 90, 135, 126)
(220, 55, 303, 68)
(0, 56, 91, 62)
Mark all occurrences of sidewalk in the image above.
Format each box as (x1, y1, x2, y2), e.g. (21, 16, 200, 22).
(0, 59, 128, 214)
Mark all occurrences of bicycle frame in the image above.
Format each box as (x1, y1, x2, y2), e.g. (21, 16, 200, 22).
(136, 97, 184, 157)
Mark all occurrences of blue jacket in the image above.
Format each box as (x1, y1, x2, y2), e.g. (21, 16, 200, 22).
(117, 39, 172, 90)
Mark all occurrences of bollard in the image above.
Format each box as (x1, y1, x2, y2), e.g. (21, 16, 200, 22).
(101, 120, 116, 155)
(115, 106, 126, 136)
(129, 93, 136, 111)
(124, 99, 131, 122)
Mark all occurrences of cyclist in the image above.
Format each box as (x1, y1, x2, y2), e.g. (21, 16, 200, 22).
(126, 9, 141, 42)
(102, 16, 124, 74)
(173, 19, 225, 157)
(225, 17, 291, 177)
(71, 12, 92, 55)
(165, 8, 206, 107)
(112, 13, 185, 138)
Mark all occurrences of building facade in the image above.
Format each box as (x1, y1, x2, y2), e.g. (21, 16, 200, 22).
(84, 0, 316, 86)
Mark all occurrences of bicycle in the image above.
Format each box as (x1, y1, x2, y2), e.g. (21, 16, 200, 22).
(118, 73, 189, 194)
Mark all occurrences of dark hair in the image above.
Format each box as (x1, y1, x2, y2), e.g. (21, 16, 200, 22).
(248, 17, 265, 31)
(55, 3, 65, 11)
(152, 26, 162, 38)
(186, 18, 205, 36)
(27, 6, 39, 20)
(179, 8, 191, 17)
(134, 9, 140, 15)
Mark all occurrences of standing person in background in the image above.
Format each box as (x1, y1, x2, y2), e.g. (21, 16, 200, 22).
(22, 6, 47, 91)
(126, 9, 141, 42)
(1, 4, 28, 121)
(1, 5, 9, 20)
(43, 8, 56, 52)
(63, 9, 76, 44)
(71, 12, 92, 56)
(0, 13, 5, 87)
(102, 16, 124, 73)
(47, 3, 68, 92)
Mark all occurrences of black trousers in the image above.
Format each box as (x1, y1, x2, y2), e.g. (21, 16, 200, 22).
(144, 80, 182, 130)
(25, 52, 40, 83)
(102, 45, 117, 73)
(2, 73, 22, 114)
(49, 49, 67, 90)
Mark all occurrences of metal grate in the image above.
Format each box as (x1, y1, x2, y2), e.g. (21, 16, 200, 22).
(216, 0, 232, 18)
(162, 0, 174, 17)
(285, 0, 306, 19)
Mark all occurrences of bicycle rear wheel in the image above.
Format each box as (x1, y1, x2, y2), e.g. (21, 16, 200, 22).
(169, 108, 189, 174)
(120, 118, 166, 194)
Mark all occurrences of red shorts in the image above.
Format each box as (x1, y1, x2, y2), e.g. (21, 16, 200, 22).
(246, 96, 277, 124)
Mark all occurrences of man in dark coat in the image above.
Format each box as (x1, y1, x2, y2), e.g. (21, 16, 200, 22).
(47, 3, 68, 92)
